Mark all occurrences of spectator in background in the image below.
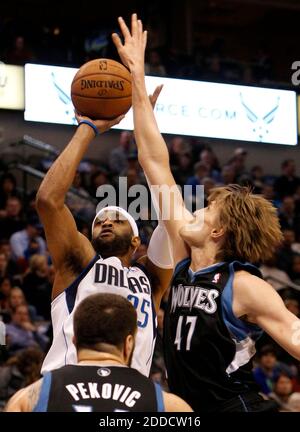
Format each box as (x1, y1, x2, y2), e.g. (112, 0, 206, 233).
(199, 148, 221, 180)
(253, 345, 286, 395)
(175, 152, 194, 186)
(22, 255, 51, 320)
(220, 165, 237, 185)
(279, 196, 300, 239)
(65, 171, 95, 220)
(0, 277, 12, 312)
(109, 131, 135, 175)
(260, 254, 294, 292)
(269, 373, 294, 411)
(9, 217, 46, 262)
(227, 147, 248, 179)
(291, 255, 300, 285)
(0, 347, 44, 410)
(294, 185, 300, 215)
(283, 297, 300, 318)
(250, 165, 265, 194)
(0, 173, 18, 210)
(0, 253, 12, 279)
(145, 49, 167, 76)
(0, 197, 24, 241)
(7, 287, 38, 323)
(89, 167, 110, 197)
(4, 35, 35, 66)
(5, 304, 48, 355)
(274, 159, 300, 200)
(261, 183, 281, 209)
(169, 136, 191, 168)
(276, 228, 297, 277)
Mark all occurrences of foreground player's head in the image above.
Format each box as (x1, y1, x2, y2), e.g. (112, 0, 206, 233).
(91, 206, 140, 258)
(73, 293, 137, 366)
(180, 184, 283, 263)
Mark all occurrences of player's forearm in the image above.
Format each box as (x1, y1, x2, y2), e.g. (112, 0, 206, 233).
(36, 125, 94, 208)
(131, 69, 169, 170)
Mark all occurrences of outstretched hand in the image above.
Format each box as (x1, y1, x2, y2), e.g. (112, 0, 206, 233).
(149, 85, 163, 110)
(75, 111, 125, 135)
(112, 13, 147, 72)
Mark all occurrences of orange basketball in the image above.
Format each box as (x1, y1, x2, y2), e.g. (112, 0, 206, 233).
(71, 58, 132, 120)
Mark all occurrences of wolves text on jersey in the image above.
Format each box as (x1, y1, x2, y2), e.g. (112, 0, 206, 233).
(170, 284, 219, 313)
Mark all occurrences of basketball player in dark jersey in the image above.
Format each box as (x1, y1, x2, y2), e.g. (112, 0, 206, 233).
(5, 293, 192, 412)
(111, 14, 300, 412)
(36, 103, 174, 376)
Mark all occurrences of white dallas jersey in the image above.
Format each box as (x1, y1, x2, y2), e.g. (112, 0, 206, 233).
(42, 255, 157, 376)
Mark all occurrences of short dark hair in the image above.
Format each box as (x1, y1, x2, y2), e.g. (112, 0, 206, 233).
(74, 293, 137, 351)
(258, 344, 277, 358)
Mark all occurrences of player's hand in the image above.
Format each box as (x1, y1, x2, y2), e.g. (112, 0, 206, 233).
(112, 13, 147, 73)
(75, 112, 125, 135)
(149, 85, 163, 110)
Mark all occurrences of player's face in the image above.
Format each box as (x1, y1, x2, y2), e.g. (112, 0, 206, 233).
(179, 200, 221, 247)
(92, 210, 134, 257)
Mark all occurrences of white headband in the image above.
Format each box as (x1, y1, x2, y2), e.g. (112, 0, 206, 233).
(92, 206, 139, 237)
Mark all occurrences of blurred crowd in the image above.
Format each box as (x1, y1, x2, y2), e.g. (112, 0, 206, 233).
(0, 129, 300, 411)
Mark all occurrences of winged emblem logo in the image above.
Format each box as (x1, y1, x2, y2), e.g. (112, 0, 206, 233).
(240, 92, 280, 142)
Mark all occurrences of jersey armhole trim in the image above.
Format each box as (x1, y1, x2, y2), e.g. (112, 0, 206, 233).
(33, 372, 52, 412)
(154, 382, 165, 412)
(221, 261, 262, 342)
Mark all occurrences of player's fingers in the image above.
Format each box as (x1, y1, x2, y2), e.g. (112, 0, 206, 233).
(143, 30, 147, 50)
(153, 84, 164, 100)
(110, 114, 125, 127)
(149, 85, 163, 109)
(118, 16, 131, 40)
(111, 33, 123, 50)
(131, 13, 138, 38)
(138, 19, 143, 38)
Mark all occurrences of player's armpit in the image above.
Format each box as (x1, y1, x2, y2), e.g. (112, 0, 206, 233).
(141, 256, 173, 313)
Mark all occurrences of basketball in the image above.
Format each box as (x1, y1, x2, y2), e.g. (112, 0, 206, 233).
(71, 58, 132, 120)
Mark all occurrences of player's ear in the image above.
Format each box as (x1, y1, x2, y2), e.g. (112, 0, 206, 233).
(211, 227, 225, 240)
(123, 334, 135, 365)
(131, 236, 141, 250)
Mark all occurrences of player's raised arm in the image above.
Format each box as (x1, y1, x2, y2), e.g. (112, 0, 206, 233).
(112, 14, 193, 264)
(36, 116, 123, 299)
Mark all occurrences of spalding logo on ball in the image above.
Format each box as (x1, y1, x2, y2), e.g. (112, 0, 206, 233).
(71, 58, 132, 120)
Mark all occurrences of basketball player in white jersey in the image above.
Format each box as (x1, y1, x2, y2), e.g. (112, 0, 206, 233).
(36, 112, 173, 376)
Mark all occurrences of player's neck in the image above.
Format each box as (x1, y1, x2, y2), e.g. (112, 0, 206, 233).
(77, 349, 126, 366)
(190, 246, 218, 272)
(116, 253, 132, 268)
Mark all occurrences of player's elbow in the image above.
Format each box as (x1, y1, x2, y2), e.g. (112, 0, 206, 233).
(36, 190, 58, 212)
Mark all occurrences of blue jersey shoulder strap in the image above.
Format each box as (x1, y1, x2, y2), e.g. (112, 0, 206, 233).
(154, 382, 165, 412)
(33, 372, 52, 412)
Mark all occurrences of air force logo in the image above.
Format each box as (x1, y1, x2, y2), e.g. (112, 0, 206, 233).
(240, 92, 280, 142)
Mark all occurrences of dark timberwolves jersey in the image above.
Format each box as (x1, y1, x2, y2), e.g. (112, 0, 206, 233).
(164, 259, 263, 413)
(33, 365, 164, 412)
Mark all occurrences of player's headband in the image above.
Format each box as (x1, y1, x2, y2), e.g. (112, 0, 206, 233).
(92, 206, 139, 237)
